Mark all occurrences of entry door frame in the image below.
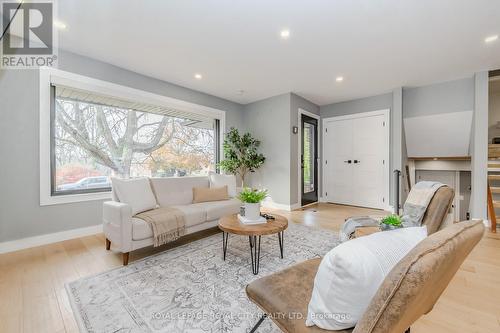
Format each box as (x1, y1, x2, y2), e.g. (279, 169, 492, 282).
(297, 108, 321, 208)
(322, 109, 391, 210)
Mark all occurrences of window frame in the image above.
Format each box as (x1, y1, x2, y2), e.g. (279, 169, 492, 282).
(40, 68, 225, 206)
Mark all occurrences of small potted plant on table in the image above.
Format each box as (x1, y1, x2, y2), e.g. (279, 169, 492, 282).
(238, 188, 268, 221)
(380, 214, 403, 231)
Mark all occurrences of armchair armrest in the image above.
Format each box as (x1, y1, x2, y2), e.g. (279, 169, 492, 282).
(354, 226, 381, 238)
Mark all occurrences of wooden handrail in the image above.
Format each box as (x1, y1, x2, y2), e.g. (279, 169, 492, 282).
(487, 184, 497, 233)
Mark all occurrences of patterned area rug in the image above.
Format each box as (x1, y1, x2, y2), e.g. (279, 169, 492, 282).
(66, 223, 339, 332)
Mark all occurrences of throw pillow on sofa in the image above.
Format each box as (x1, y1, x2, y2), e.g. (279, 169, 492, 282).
(306, 226, 428, 330)
(209, 172, 237, 197)
(111, 177, 157, 215)
(193, 186, 229, 203)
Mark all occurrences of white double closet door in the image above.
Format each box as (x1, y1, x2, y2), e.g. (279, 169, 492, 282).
(323, 110, 389, 209)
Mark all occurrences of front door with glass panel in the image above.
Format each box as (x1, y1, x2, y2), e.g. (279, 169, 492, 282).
(301, 114, 318, 206)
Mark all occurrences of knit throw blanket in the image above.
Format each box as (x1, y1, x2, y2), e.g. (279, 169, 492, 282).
(134, 207, 186, 247)
(401, 181, 445, 227)
(339, 181, 445, 242)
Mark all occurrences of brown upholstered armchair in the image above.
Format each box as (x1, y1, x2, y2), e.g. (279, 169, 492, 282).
(246, 220, 483, 333)
(354, 186, 455, 239)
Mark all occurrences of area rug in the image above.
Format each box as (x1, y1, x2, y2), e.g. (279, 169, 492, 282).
(66, 222, 339, 333)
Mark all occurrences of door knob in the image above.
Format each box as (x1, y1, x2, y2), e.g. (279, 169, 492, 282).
(344, 160, 352, 164)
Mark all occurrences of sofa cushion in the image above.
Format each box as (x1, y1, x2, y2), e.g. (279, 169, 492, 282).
(131, 199, 241, 241)
(204, 198, 241, 220)
(150, 176, 209, 206)
(111, 177, 157, 215)
(209, 172, 237, 197)
(171, 204, 208, 226)
(193, 186, 229, 203)
(132, 204, 207, 241)
(306, 226, 427, 330)
(132, 217, 154, 241)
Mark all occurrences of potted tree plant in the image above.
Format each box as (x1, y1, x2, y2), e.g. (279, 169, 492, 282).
(218, 128, 265, 186)
(237, 188, 268, 221)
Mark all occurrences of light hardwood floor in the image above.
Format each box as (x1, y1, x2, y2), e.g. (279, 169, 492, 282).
(0, 203, 499, 333)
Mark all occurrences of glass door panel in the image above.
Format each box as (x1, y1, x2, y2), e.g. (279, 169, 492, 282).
(301, 114, 318, 206)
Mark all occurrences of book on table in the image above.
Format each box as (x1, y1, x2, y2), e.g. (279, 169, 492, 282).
(237, 214, 267, 225)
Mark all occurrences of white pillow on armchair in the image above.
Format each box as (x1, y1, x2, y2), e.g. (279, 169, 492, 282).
(306, 226, 427, 330)
(208, 172, 237, 197)
(111, 177, 157, 215)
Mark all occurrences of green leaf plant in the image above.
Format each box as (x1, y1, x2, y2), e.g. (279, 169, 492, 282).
(237, 187, 268, 203)
(381, 214, 402, 227)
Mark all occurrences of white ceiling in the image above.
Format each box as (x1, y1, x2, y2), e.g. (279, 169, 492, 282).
(56, 0, 500, 105)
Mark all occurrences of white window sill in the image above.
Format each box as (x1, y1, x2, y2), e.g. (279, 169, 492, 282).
(40, 191, 112, 206)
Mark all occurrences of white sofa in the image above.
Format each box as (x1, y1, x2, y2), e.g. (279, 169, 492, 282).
(103, 176, 241, 265)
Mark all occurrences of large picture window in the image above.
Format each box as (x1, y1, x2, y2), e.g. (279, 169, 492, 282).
(51, 85, 219, 196)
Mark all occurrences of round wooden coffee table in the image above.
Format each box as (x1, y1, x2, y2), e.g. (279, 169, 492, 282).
(218, 214, 288, 275)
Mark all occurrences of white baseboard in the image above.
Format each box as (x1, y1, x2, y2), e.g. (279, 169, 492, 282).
(0, 224, 103, 254)
(476, 219, 489, 227)
(262, 201, 300, 211)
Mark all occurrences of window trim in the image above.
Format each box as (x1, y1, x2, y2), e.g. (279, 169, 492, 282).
(39, 67, 226, 206)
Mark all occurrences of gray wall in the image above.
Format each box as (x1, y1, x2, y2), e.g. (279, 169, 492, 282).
(242, 92, 320, 207)
(320, 93, 393, 118)
(242, 93, 292, 205)
(403, 78, 474, 118)
(0, 50, 245, 242)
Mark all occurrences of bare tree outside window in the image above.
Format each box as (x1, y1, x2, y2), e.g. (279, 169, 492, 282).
(53, 96, 216, 194)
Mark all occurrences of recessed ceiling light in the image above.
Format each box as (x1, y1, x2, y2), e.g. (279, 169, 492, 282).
(485, 35, 499, 43)
(53, 20, 67, 30)
(336, 76, 344, 82)
(194, 73, 202, 80)
(280, 29, 290, 39)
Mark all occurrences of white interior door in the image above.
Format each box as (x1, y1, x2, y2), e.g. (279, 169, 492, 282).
(323, 111, 389, 209)
(351, 115, 386, 208)
(324, 119, 354, 205)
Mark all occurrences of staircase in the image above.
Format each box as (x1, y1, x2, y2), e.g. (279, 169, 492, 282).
(487, 160, 500, 233)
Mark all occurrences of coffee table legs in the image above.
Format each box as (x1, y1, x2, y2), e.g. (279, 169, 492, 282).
(278, 231, 284, 259)
(222, 232, 229, 261)
(223, 231, 284, 274)
(249, 235, 261, 275)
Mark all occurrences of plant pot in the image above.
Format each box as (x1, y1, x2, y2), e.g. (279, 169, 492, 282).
(244, 202, 261, 220)
(380, 223, 403, 231)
